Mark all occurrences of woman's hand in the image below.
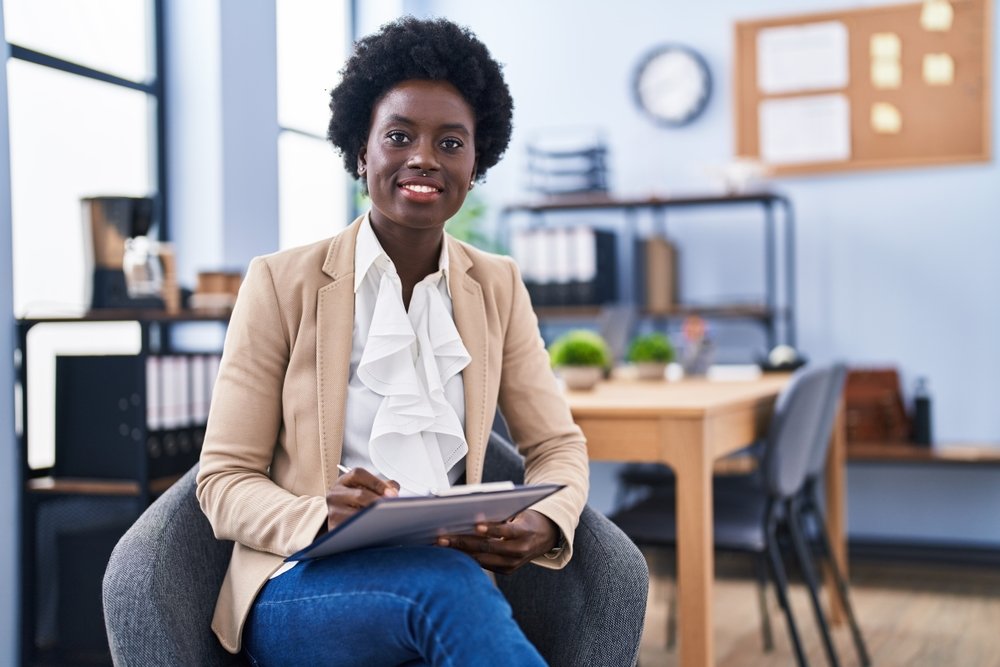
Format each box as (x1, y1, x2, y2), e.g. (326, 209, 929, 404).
(436, 509, 559, 575)
(324, 468, 399, 532)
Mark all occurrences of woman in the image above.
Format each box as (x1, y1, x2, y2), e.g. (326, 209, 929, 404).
(196, 16, 589, 666)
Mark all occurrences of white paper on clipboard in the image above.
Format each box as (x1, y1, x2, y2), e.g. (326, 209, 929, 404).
(286, 483, 564, 561)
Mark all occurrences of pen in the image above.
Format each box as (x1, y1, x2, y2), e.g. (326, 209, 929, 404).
(337, 464, 351, 474)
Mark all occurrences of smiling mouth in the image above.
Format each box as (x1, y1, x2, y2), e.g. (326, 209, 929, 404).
(399, 183, 443, 194)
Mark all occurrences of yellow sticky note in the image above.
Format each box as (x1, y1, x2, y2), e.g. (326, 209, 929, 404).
(923, 53, 955, 85)
(870, 33, 901, 60)
(871, 60, 902, 89)
(871, 103, 902, 134)
(921, 0, 954, 32)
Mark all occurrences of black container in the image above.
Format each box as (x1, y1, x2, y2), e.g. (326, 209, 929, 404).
(913, 377, 933, 446)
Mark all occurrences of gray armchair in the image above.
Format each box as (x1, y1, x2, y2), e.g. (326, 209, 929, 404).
(103, 432, 648, 666)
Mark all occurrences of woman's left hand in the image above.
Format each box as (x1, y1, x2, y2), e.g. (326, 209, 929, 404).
(437, 509, 559, 574)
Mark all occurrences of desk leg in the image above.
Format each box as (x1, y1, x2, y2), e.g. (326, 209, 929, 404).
(672, 421, 714, 667)
(824, 401, 847, 625)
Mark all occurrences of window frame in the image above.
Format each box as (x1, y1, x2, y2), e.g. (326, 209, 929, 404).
(4, 0, 168, 241)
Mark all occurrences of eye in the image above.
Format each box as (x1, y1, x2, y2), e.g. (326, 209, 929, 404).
(440, 137, 463, 151)
(386, 131, 409, 144)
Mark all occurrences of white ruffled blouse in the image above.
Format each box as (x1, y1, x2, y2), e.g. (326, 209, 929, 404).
(340, 215, 471, 496)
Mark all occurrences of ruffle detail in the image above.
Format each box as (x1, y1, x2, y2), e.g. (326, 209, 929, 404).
(357, 269, 471, 495)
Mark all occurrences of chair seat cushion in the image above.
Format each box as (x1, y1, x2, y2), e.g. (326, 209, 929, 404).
(609, 490, 772, 553)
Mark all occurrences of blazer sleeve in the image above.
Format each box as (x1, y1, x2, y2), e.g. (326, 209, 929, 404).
(496, 258, 589, 569)
(196, 257, 328, 557)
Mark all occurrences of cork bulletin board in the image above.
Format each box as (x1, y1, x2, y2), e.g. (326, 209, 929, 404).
(734, 0, 992, 175)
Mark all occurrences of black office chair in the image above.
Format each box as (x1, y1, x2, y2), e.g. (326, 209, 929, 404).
(612, 441, 772, 651)
(610, 365, 844, 667)
(789, 364, 871, 667)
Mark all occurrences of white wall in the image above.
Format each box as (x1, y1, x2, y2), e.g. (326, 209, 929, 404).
(0, 3, 19, 663)
(400, 0, 1000, 544)
(166, 0, 278, 288)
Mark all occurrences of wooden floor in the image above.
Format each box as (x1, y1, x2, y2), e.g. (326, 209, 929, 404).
(638, 550, 1000, 667)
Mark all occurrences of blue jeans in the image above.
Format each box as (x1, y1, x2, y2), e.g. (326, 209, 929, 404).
(243, 546, 546, 667)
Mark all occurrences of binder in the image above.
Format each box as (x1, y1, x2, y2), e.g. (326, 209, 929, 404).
(512, 226, 617, 307)
(287, 483, 564, 561)
(639, 236, 679, 313)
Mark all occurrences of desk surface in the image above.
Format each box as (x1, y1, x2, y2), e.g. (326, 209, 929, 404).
(565, 374, 790, 417)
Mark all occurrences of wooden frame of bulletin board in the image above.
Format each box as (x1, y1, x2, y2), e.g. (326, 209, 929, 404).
(734, 0, 992, 175)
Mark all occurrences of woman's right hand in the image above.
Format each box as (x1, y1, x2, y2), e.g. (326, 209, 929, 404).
(325, 468, 400, 531)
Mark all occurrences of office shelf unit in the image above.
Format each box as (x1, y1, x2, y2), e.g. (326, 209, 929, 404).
(14, 310, 229, 667)
(498, 191, 796, 350)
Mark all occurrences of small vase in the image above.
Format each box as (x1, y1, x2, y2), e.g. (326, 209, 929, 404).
(559, 365, 603, 390)
(635, 362, 667, 380)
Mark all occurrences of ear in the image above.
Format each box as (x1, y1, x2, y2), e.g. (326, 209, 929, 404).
(357, 145, 368, 175)
(470, 158, 479, 185)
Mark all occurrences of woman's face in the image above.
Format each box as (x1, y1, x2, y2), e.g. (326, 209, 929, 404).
(359, 79, 477, 233)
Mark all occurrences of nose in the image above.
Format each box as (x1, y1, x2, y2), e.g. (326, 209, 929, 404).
(405, 138, 441, 172)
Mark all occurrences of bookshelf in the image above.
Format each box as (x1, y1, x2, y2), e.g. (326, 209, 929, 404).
(14, 310, 229, 666)
(498, 191, 797, 350)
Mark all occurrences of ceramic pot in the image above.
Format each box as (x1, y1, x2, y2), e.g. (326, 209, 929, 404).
(635, 362, 668, 380)
(559, 365, 603, 390)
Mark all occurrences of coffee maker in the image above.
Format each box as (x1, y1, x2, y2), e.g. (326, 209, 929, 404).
(82, 196, 165, 310)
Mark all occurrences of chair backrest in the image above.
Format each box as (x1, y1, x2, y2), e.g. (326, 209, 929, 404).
(761, 365, 841, 499)
(804, 363, 848, 482)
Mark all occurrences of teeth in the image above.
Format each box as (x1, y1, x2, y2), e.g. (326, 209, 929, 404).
(402, 184, 438, 193)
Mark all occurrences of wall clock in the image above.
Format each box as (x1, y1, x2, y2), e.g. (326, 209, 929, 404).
(633, 44, 712, 127)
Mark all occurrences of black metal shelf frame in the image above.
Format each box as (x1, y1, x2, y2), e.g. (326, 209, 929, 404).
(14, 312, 227, 667)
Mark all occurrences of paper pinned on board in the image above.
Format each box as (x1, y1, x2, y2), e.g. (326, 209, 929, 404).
(921, 0, 954, 31)
(870, 33, 901, 60)
(923, 53, 955, 85)
(871, 102, 903, 134)
(759, 94, 851, 165)
(757, 21, 849, 94)
(872, 61, 902, 89)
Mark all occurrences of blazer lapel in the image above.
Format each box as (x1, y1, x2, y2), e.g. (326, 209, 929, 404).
(315, 217, 363, 491)
(448, 238, 489, 484)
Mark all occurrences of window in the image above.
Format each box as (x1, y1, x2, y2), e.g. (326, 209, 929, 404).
(276, 0, 351, 250)
(3, 0, 164, 316)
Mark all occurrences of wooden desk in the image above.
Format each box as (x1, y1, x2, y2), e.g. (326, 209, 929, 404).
(565, 375, 847, 667)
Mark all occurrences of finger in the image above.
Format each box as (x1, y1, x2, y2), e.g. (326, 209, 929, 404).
(339, 468, 399, 497)
(328, 485, 385, 509)
(476, 520, 522, 540)
(464, 551, 525, 574)
(439, 534, 524, 559)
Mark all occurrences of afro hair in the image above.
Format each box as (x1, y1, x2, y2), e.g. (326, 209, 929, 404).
(327, 16, 514, 184)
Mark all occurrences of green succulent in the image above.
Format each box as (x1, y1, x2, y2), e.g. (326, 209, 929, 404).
(626, 332, 675, 363)
(549, 330, 611, 368)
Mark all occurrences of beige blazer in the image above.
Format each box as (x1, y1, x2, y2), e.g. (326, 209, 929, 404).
(196, 217, 589, 653)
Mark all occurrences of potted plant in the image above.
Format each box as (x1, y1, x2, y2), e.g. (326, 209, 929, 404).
(549, 329, 611, 390)
(627, 332, 675, 380)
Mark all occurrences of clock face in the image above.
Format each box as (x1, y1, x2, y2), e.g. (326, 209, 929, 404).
(634, 45, 712, 127)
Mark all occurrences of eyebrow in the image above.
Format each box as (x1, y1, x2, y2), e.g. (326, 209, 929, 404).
(384, 114, 472, 135)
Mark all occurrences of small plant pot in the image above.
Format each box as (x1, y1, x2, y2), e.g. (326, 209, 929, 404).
(635, 361, 668, 380)
(559, 365, 603, 390)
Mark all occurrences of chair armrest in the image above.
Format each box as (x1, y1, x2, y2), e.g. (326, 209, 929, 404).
(484, 431, 648, 666)
(497, 506, 648, 667)
(102, 465, 242, 667)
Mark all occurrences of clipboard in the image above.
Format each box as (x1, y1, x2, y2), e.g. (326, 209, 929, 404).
(286, 483, 565, 561)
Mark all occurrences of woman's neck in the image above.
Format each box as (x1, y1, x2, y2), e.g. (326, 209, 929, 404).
(369, 219, 444, 308)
